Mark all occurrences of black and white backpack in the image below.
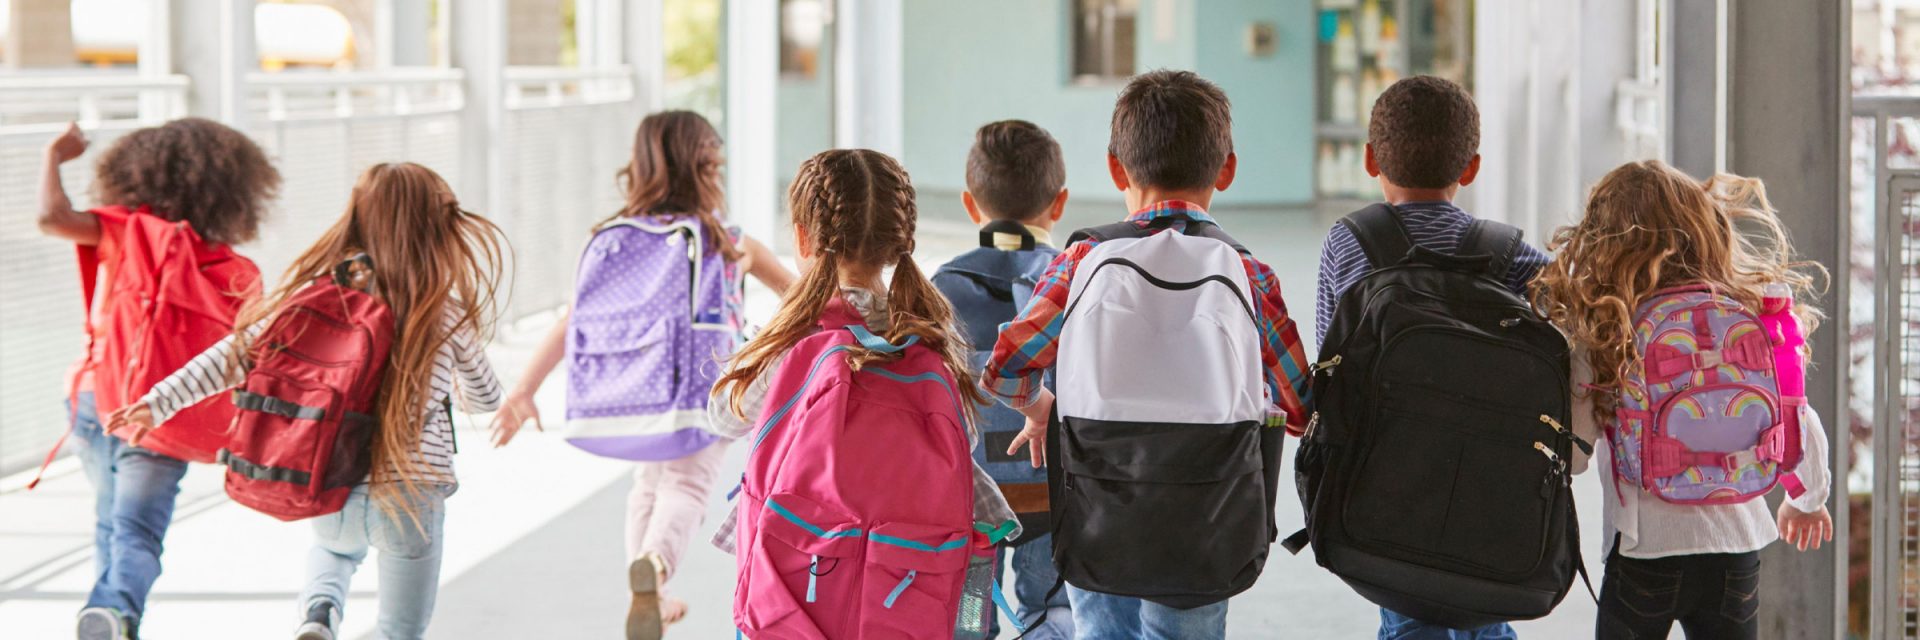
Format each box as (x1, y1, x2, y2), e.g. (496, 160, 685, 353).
(1047, 217, 1283, 609)
(1285, 204, 1587, 628)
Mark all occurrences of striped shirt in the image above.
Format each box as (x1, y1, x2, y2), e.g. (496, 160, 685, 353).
(983, 201, 1312, 433)
(141, 299, 501, 485)
(1314, 201, 1550, 345)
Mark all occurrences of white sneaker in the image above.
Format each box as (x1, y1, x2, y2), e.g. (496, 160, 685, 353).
(295, 600, 339, 640)
(75, 607, 129, 640)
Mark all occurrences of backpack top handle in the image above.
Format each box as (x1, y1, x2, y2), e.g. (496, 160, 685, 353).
(331, 254, 375, 291)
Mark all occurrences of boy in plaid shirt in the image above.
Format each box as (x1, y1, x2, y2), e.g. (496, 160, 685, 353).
(986, 70, 1311, 640)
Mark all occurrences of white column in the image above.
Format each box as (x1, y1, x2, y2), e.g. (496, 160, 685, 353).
(138, 0, 177, 120)
(626, 0, 665, 111)
(452, 0, 507, 218)
(171, 0, 254, 126)
(383, 0, 432, 67)
(832, 0, 902, 157)
(727, 0, 780, 242)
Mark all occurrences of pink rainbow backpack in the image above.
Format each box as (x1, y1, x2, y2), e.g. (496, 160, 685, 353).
(733, 300, 988, 639)
(1611, 283, 1808, 504)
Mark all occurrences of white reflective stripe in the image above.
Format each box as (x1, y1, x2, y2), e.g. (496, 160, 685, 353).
(563, 409, 711, 438)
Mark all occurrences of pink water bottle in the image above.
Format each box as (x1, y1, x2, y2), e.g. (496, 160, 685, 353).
(1760, 283, 1808, 496)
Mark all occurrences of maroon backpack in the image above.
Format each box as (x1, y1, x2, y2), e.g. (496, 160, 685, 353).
(220, 256, 393, 521)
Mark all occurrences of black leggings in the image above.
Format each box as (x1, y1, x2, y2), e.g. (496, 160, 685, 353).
(1595, 540, 1762, 639)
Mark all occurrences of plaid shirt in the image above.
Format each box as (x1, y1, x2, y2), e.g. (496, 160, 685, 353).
(983, 201, 1312, 433)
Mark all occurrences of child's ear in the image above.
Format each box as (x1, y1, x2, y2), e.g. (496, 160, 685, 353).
(1049, 188, 1069, 222)
(1213, 152, 1237, 192)
(1107, 153, 1131, 192)
(962, 191, 986, 225)
(1364, 143, 1382, 178)
(1457, 154, 1482, 187)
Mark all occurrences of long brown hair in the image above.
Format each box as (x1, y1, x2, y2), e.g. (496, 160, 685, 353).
(1531, 160, 1825, 424)
(232, 163, 506, 521)
(615, 110, 740, 261)
(713, 149, 985, 418)
(93, 117, 281, 245)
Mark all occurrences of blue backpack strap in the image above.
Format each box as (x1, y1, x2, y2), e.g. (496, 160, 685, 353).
(845, 325, 919, 353)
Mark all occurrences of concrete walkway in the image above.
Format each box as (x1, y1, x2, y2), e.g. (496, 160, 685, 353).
(0, 201, 1609, 638)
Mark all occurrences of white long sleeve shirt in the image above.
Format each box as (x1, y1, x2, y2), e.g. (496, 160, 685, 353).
(1570, 354, 1832, 559)
(141, 300, 501, 485)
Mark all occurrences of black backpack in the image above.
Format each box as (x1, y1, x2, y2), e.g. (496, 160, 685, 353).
(1283, 204, 1588, 629)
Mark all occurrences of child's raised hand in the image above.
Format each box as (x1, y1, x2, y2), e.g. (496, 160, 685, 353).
(46, 123, 89, 164)
(1006, 389, 1054, 468)
(104, 402, 156, 447)
(490, 391, 543, 447)
(1777, 503, 1833, 551)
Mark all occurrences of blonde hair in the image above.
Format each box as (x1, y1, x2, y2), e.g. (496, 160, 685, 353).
(1531, 160, 1825, 423)
(232, 163, 505, 525)
(712, 149, 984, 419)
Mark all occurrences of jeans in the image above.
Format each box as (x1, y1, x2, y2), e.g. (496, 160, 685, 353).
(1067, 585, 1227, 640)
(986, 533, 1073, 639)
(625, 441, 728, 582)
(301, 484, 450, 640)
(1596, 542, 1761, 639)
(1378, 609, 1517, 640)
(71, 392, 191, 624)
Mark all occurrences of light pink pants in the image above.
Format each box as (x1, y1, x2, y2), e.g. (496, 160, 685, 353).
(625, 440, 729, 583)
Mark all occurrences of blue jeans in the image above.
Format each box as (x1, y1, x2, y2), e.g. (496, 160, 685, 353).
(1068, 585, 1228, 640)
(301, 484, 450, 640)
(987, 533, 1073, 639)
(71, 392, 191, 624)
(1379, 608, 1518, 640)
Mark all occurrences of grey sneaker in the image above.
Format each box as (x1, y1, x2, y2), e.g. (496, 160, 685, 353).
(294, 600, 338, 640)
(627, 554, 664, 640)
(75, 607, 129, 640)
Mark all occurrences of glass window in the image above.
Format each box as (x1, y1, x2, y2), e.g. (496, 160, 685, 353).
(1070, 0, 1137, 83)
(780, 0, 826, 79)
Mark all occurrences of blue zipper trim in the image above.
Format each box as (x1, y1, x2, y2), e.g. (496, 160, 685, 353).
(846, 324, 919, 353)
(882, 570, 918, 609)
(868, 532, 968, 553)
(751, 344, 856, 449)
(858, 368, 966, 427)
(765, 498, 863, 539)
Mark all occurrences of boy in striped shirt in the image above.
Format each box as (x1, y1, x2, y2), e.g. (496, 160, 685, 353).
(1315, 75, 1548, 640)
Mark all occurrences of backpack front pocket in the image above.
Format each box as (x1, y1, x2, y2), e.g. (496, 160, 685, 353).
(859, 522, 971, 639)
(569, 318, 675, 413)
(742, 492, 862, 638)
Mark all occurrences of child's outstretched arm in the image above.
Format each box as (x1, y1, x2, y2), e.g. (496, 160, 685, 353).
(492, 307, 566, 446)
(38, 123, 99, 245)
(1778, 405, 1834, 551)
(108, 327, 257, 445)
(448, 319, 503, 415)
(738, 235, 796, 295)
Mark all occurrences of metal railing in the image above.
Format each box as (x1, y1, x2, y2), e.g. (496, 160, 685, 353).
(1852, 93, 1920, 638)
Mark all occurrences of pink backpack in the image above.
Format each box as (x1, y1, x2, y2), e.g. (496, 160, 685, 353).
(1611, 284, 1807, 504)
(733, 300, 986, 639)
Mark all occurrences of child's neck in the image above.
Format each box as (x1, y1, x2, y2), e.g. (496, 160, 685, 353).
(1380, 181, 1459, 206)
(1126, 186, 1215, 212)
(838, 265, 886, 293)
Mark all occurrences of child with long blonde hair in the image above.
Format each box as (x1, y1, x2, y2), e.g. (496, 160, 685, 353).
(488, 110, 793, 640)
(1533, 160, 1832, 639)
(109, 162, 506, 640)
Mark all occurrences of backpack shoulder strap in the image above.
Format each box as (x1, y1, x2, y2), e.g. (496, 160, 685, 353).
(1183, 220, 1251, 255)
(1337, 203, 1414, 269)
(1459, 219, 1526, 279)
(1066, 221, 1147, 247)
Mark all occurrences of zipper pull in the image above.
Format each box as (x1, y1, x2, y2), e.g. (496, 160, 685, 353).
(1304, 412, 1321, 440)
(1310, 355, 1343, 377)
(1541, 414, 1594, 456)
(1532, 441, 1559, 463)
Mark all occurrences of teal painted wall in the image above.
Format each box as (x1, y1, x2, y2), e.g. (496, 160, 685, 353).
(898, 0, 1315, 206)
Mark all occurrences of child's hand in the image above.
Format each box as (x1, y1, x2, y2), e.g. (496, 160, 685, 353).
(1777, 503, 1833, 551)
(490, 391, 543, 447)
(105, 402, 156, 447)
(46, 123, 89, 164)
(1006, 390, 1054, 468)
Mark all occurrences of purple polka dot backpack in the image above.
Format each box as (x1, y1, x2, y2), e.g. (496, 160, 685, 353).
(563, 215, 741, 460)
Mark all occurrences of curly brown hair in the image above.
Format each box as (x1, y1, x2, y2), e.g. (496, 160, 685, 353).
(1368, 75, 1480, 189)
(92, 117, 280, 245)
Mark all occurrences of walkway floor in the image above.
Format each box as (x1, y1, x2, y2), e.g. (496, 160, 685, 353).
(0, 199, 1608, 638)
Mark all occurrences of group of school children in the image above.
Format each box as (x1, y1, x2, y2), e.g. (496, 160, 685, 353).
(33, 68, 1834, 640)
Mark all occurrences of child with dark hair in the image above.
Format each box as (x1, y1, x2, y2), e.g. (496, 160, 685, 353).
(37, 119, 279, 640)
(988, 70, 1312, 640)
(931, 119, 1072, 638)
(1314, 75, 1548, 640)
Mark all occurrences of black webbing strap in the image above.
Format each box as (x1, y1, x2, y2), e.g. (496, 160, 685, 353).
(1458, 219, 1526, 280)
(217, 448, 312, 485)
(233, 390, 327, 421)
(1067, 217, 1250, 255)
(1280, 528, 1310, 555)
(979, 219, 1037, 250)
(1338, 203, 1414, 269)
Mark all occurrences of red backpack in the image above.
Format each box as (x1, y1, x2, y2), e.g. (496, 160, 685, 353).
(220, 256, 393, 520)
(78, 206, 260, 461)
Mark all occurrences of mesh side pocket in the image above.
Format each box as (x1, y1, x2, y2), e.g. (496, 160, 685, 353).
(953, 553, 995, 640)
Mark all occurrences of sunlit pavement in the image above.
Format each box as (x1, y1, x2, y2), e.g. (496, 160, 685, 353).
(0, 199, 1604, 638)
